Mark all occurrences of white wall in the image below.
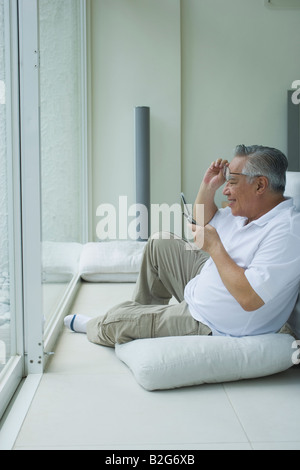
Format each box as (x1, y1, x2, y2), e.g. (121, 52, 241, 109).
(89, 0, 181, 240)
(89, 0, 300, 237)
(181, 0, 300, 206)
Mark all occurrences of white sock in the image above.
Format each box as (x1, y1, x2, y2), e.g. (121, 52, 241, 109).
(64, 314, 91, 334)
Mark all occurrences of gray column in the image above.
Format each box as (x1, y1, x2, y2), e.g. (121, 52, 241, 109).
(135, 106, 150, 240)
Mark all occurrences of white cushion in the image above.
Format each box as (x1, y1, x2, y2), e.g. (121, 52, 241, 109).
(79, 241, 146, 282)
(42, 241, 83, 282)
(288, 285, 300, 339)
(115, 334, 296, 391)
(285, 171, 300, 211)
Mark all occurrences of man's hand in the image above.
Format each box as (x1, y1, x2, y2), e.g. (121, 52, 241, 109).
(203, 158, 228, 190)
(194, 158, 229, 225)
(191, 223, 220, 254)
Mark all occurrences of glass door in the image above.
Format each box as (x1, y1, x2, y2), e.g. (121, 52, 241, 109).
(0, 0, 24, 420)
(0, 0, 87, 422)
(39, 0, 88, 351)
(0, 0, 11, 376)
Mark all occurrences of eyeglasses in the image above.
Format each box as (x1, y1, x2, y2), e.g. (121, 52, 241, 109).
(222, 166, 261, 182)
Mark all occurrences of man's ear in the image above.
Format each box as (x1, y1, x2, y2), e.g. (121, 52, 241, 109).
(256, 176, 269, 194)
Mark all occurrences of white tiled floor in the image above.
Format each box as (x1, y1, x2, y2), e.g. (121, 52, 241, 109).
(12, 282, 300, 450)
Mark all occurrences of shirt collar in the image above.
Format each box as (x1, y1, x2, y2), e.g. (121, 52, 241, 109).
(237, 197, 293, 229)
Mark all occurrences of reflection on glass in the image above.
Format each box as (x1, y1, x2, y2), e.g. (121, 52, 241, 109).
(39, 0, 84, 326)
(0, 0, 12, 373)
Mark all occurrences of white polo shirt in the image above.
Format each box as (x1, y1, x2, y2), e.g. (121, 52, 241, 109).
(184, 198, 300, 337)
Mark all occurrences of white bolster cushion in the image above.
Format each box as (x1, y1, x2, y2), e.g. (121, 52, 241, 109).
(79, 241, 147, 282)
(115, 334, 296, 391)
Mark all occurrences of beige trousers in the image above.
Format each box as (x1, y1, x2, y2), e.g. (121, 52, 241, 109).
(86, 233, 211, 347)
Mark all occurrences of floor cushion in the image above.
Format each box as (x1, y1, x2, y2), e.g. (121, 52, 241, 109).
(285, 171, 300, 211)
(115, 333, 296, 391)
(42, 241, 83, 282)
(79, 241, 146, 282)
(288, 285, 300, 339)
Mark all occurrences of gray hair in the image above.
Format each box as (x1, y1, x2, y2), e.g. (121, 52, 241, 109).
(234, 144, 288, 193)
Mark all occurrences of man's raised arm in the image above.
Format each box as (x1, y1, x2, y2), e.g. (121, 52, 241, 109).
(193, 158, 228, 225)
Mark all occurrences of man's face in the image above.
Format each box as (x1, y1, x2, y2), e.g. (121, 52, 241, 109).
(222, 156, 258, 218)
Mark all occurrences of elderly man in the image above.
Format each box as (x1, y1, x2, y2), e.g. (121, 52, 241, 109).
(65, 145, 300, 346)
